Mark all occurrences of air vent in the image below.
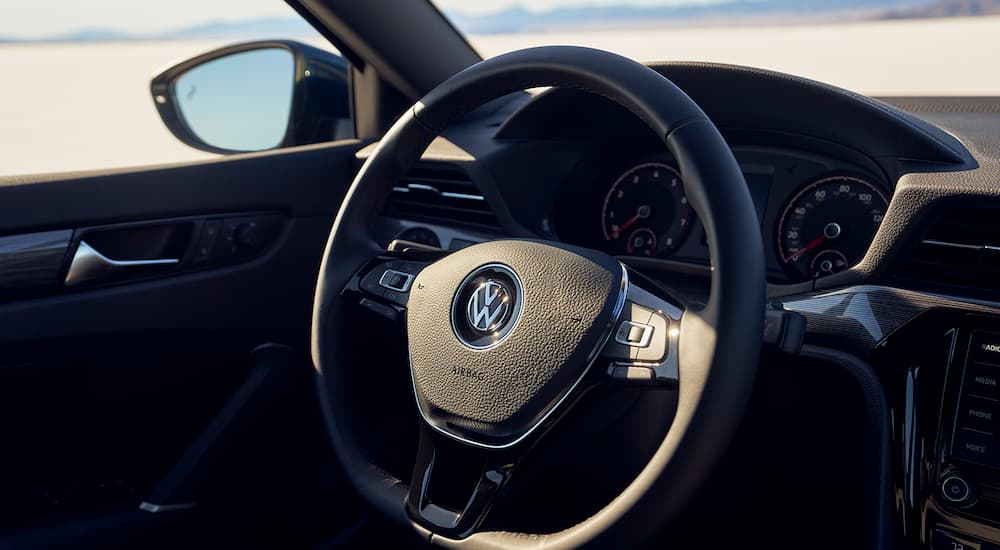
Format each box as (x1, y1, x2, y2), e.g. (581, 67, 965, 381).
(897, 207, 1000, 291)
(383, 164, 500, 229)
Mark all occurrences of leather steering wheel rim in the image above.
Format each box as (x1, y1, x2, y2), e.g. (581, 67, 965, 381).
(312, 46, 765, 548)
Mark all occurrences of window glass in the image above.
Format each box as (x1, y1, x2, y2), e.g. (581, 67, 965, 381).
(436, 0, 1000, 96)
(0, 0, 343, 177)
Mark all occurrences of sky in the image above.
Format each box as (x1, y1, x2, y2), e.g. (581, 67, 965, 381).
(0, 0, 727, 38)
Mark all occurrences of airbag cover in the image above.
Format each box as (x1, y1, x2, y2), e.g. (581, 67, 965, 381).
(407, 240, 622, 447)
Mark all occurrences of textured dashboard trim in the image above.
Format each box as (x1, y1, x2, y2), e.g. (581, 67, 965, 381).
(880, 97, 1000, 114)
(819, 111, 1000, 290)
(781, 285, 1000, 352)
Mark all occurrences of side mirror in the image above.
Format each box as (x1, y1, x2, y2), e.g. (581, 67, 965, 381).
(151, 40, 351, 154)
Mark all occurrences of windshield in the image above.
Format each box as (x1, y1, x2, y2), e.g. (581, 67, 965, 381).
(434, 0, 1000, 96)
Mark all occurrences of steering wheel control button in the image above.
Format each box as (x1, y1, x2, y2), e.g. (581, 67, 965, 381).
(378, 269, 414, 293)
(633, 312, 669, 363)
(940, 475, 975, 507)
(598, 282, 683, 387)
(358, 297, 400, 322)
(451, 263, 524, 350)
(611, 365, 654, 382)
(602, 301, 655, 361)
(615, 320, 653, 348)
(932, 529, 981, 550)
(358, 260, 426, 306)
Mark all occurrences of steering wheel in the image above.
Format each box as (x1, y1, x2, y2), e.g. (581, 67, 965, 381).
(312, 46, 764, 548)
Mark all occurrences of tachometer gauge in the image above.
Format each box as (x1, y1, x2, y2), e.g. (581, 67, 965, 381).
(777, 175, 888, 280)
(601, 162, 694, 257)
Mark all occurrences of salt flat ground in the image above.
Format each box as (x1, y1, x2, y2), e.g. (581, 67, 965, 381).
(2, 15, 999, 177)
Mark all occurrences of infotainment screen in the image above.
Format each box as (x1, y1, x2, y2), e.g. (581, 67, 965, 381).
(952, 331, 1000, 468)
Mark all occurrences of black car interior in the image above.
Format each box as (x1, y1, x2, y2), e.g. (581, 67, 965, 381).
(3, 0, 1000, 548)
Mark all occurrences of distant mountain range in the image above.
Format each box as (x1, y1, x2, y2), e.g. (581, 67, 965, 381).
(448, 0, 1000, 33)
(447, 0, 922, 33)
(2, 0, 1000, 43)
(0, 17, 317, 43)
(882, 0, 1000, 18)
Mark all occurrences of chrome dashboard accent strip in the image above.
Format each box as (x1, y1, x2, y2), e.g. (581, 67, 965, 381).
(611, 283, 683, 385)
(440, 191, 486, 201)
(922, 239, 982, 250)
(138, 501, 197, 513)
(391, 183, 486, 202)
(405, 183, 439, 193)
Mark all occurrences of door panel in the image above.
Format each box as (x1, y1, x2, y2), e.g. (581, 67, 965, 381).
(0, 332, 251, 530)
(0, 216, 331, 345)
(0, 140, 365, 546)
(0, 141, 361, 231)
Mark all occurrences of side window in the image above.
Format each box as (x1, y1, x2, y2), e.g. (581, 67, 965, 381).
(0, 2, 351, 177)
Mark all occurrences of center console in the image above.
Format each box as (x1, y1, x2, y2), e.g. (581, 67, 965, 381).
(875, 312, 1000, 549)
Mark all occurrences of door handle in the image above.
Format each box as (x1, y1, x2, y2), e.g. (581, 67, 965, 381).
(65, 240, 179, 286)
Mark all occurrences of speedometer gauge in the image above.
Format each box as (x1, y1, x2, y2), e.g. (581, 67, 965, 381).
(601, 162, 694, 257)
(777, 175, 888, 280)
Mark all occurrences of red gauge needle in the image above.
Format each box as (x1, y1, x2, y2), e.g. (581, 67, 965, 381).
(788, 234, 825, 263)
(613, 213, 642, 238)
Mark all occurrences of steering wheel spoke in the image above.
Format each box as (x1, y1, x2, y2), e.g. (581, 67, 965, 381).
(406, 424, 514, 538)
(598, 270, 684, 387)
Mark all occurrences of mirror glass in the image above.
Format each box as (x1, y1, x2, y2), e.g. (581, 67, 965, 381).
(173, 48, 295, 152)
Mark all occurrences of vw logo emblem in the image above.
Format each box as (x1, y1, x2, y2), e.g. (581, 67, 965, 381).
(451, 263, 523, 350)
(467, 281, 511, 333)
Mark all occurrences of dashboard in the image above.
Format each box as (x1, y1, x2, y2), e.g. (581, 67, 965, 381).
(552, 145, 890, 284)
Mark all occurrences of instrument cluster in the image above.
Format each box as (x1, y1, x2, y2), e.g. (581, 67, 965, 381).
(553, 145, 891, 284)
